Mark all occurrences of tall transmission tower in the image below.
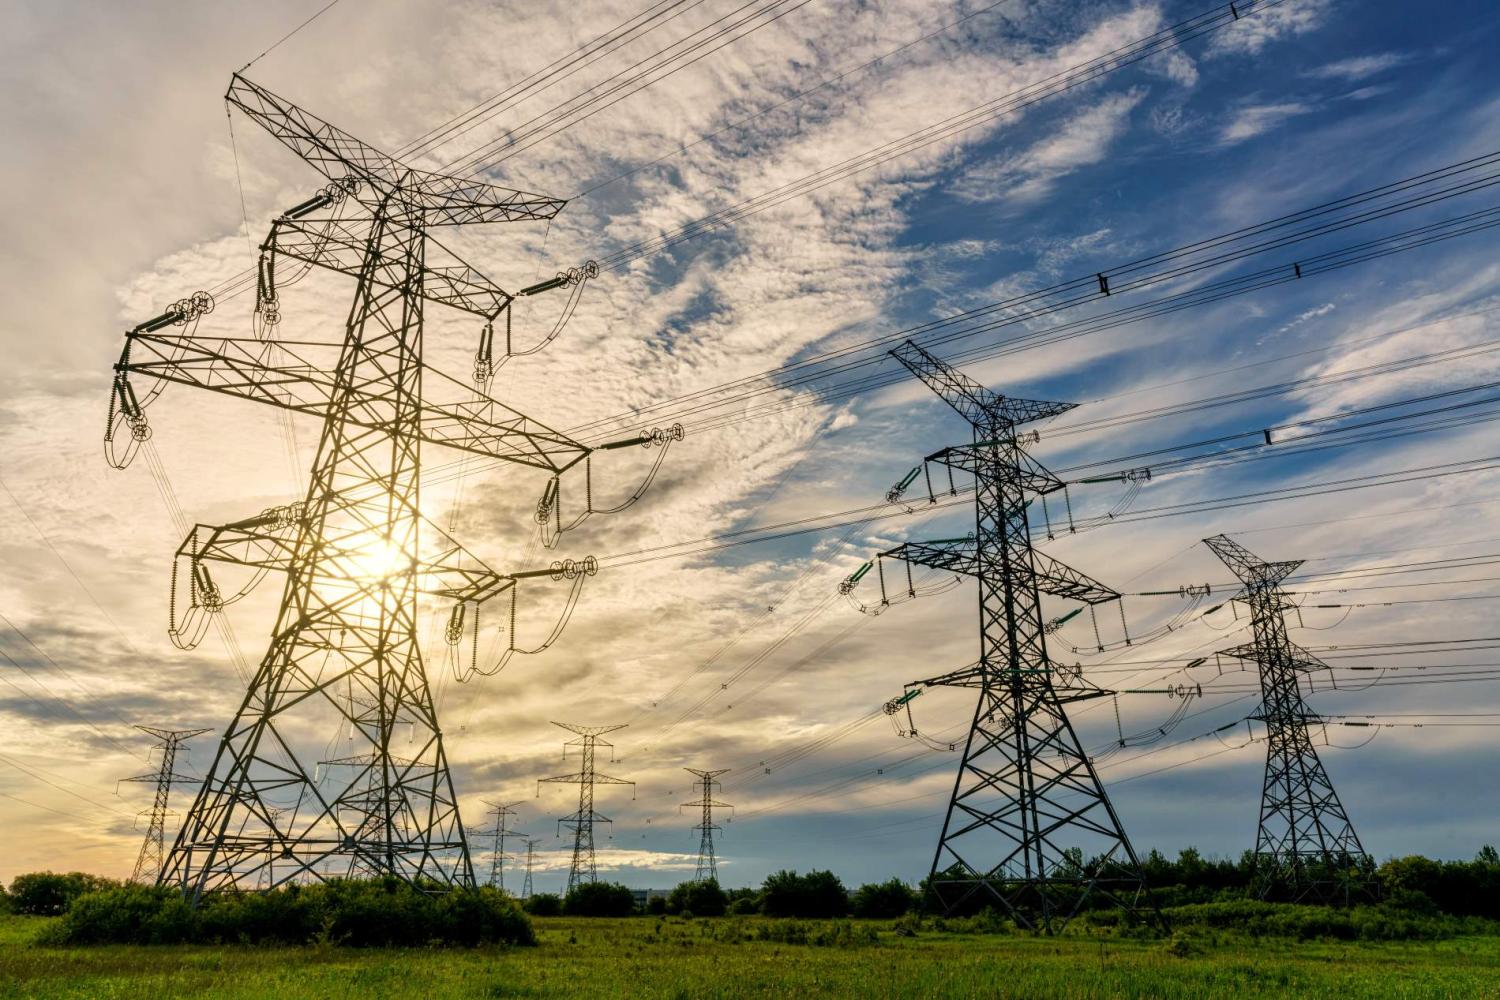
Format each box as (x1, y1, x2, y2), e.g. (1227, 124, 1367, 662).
(859, 340, 1154, 932)
(538, 723, 634, 893)
(470, 800, 525, 892)
(104, 75, 671, 898)
(1204, 534, 1374, 902)
(121, 726, 211, 884)
(681, 768, 731, 883)
(522, 838, 539, 900)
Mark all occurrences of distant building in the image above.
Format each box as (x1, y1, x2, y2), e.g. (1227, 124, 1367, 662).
(630, 888, 672, 909)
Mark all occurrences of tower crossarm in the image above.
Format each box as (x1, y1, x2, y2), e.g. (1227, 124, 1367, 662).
(121, 770, 200, 785)
(1032, 551, 1119, 604)
(891, 340, 1075, 430)
(906, 663, 986, 689)
(926, 444, 1067, 495)
(179, 511, 541, 606)
(116, 330, 590, 472)
(1217, 641, 1330, 673)
(536, 772, 634, 789)
(880, 537, 980, 577)
(265, 216, 513, 318)
(227, 74, 566, 226)
(1204, 534, 1303, 587)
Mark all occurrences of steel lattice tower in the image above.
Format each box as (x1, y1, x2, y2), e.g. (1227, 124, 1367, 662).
(1205, 534, 1374, 902)
(871, 340, 1153, 931)
(538, 723, 634, 893)
(105, 75, 663, 898)
(470, 800, 524, 892)
(121, 727, 211, 883)
(681, 768, 731, 883)
(522, 838, 538, 900)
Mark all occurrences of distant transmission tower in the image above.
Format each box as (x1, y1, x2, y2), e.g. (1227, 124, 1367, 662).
(121, 726, 210, 883)
(470, 800, 524, 892)
(522, 838, 539, 900)
(104, 75, 671, 898)
(859, 340, 1154, 932)
(538, 723, 634, 893)
(1205, 534, 1374, 902)
(681, 768, 731, 883)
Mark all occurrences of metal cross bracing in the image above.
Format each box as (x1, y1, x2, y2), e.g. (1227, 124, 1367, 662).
(863, 340, 1156, 933)
(1204, 534, 1375, 903)
(469, 800, 525, 893)
(104, 75, 672, 900)
(681, 768, 732, 883)
(538, 723, 634, 894)
(120, 726, 211, 884)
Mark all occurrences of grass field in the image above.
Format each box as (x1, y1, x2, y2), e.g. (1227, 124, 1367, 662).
(3, 913, 1499, 999)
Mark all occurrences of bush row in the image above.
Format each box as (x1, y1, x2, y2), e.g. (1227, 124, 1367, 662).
(40, 878, 533, 947)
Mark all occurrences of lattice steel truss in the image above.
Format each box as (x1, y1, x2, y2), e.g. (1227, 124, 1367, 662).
(105, 76, 663, 898)
(522, 838, 539, 900)
(121, 727, 211, 884)
(470, 800, 525, 893)
(872, 341, 1154, 932)
(682, 768, 731, 883)
(1205, 535, 1374, 903)
(538, 723, 634, 893)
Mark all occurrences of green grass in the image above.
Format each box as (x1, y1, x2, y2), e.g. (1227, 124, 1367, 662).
(3, 913, 1499, 999)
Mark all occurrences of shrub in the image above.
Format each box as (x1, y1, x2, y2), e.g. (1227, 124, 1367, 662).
(751, 919, 877, 947)
(8, 872, 119, 916)
(44, 884, 195, 944)
(523, 893, 563, 917)
(646, 895, 668, 915)
(851, 878, 917, 919)
(728, 896, 759, 916)
(667, 880, 727, 917)
(45, 878, 534, 947)
(563, 881, 637, 917)
(760, 870, 848, 918)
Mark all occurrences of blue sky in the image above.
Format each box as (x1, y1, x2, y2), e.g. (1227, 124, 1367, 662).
(2, 0, 1500, 894)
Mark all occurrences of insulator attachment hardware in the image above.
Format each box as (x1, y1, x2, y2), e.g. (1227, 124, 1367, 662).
(1179, 583, 1212, 598)
(193, 562, 223, 613)
(886, 467, 921, 504)
(112, 375, 152, 441)
(1168, 683, 1203, 699)
(549, 556, 599, 581)
(473, 322, 496, 386)
(257, 501, 307, 530)
(839, 560, 873, 595)
(640, 423, 685, 449)
(1044, 606, 1084, 634)
(445, 603, 467, 646)
(130, 289, 215, 335)
(518, 260, 600, 297)
(882, 688, 922, 715)
(535, 478, 559, 524)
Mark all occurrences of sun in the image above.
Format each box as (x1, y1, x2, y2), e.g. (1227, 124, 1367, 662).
(349, 537, 409, 583)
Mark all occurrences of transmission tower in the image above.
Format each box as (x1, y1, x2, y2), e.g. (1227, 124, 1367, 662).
(538, 723, 634, 893)
(860, 340, 1154, 932)
(121, 726, 211, 883)
(681, 768, 731, 883)
(470, 800, 525, 892)
(522, 838, 539, 900)
(104, 75, 671, 898)
(1204, 534, 1374, 902)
